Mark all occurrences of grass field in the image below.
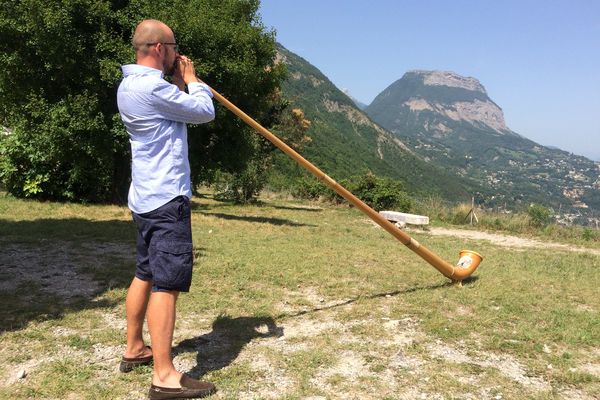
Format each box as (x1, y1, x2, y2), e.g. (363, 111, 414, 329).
(1, 191, 599, 399)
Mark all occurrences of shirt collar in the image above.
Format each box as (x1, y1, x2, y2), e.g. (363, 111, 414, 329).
(121, 64, 164, 78)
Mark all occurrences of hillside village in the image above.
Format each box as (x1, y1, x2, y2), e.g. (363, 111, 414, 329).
(481, 154, 600, 226)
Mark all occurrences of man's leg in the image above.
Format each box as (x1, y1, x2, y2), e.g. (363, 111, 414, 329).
(147, 290, 181, 387)
(124, 277, 153, 358)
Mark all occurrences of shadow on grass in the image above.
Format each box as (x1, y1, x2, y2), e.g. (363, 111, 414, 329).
(200, 212, 316, 227)
(270, 204, 323, 212)
(172, 282, 458, 377)
(0, 218, 137, 333)
(458, 275, 479, 286)
(274, 280, 456, 321)
(173, 314, 283, 378)
(0, 289, 122, 333)
(0, 217, 136, 242)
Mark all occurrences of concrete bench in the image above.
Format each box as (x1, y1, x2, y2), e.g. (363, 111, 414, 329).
(379, 211, 429, 228)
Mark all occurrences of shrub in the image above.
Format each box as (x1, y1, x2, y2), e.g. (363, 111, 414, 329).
(289, 172, 412, 212)
(582, 228, 597, 241)
(291, 177, 330, 200)
(340, 172, 411, 212)
(527, 203, 553, 227)
(213, 159, 268, 204)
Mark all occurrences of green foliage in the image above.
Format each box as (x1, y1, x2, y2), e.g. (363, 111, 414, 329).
(291, 172, 411, 212)
(214, 101, 311, 203)
(274, 45, 474, 202)
(0, 93, 125, 201)
(160, 0, 286, 190)
(0, 0, 285, 202)
(527, 203, 553, 227)
(340, 172, 411, 211)
(291, 176, 329, 200)
(0, 0, 131, 202)
(213, 158, 267, 203)
(582, 228, 598, 241)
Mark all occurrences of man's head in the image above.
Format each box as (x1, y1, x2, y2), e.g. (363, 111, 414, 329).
(132, 19, 179, 75)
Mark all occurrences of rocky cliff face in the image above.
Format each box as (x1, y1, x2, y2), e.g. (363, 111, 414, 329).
(369, 70, 513, 135)
(404, 96, 508, 133)
(421, 70, 509, 133)
(420, 70, 485, 91)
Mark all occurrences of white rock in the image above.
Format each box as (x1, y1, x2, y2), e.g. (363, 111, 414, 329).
(17, 370, 27, 379)
(543, 344, 551, 353)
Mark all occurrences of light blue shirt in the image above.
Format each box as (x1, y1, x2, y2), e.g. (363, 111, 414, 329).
(117, 64, 215, 214)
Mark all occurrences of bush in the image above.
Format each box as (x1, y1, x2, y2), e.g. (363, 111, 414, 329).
(213, 159, 268, 204)
(352, 173, 411, 212)
(291, 177, 330, 200)
(527, 203, 553, 227)
(339, 172, 411, 212)
(582, 228, 598, 241)
(289, 172, 411, 212)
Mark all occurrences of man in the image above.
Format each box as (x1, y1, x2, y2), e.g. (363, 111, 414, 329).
(117, 19, 216, 399)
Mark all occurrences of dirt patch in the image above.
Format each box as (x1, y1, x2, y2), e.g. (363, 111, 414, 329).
(428, 340, 551, 391)
(425, 228, 600, 256)
(0, 239, 133, 301)
(581, 363, 600, 377)
(310, 350, 373, 385)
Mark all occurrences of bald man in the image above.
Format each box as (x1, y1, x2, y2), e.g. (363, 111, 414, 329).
(117, 19, 216, 399)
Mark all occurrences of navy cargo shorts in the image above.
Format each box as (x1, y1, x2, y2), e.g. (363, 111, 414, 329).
(132, 196, 194, 292)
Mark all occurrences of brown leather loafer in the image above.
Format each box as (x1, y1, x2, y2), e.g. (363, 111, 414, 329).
(119, 346, 153, 373)
(148, 374, 216, 399)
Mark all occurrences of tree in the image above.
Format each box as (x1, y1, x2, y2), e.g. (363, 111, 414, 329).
(0, 0, 285, 202)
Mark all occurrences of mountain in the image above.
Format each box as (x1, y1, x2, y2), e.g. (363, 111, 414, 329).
(342, 89, 368, 110)
(365, 70, 600, 214)
(272, 47, 481, 201)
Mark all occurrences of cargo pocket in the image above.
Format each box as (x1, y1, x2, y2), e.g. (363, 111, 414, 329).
(153, 241, 194, 290)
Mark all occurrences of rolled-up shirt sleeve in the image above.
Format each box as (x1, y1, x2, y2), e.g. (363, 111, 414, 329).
(152, 81, 215, 124)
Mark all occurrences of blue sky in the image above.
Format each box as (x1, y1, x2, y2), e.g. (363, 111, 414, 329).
(258, 0, 600, 161)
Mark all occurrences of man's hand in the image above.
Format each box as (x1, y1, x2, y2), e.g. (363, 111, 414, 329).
(171, 70, 186, 91)
(173, 56, 200, 89)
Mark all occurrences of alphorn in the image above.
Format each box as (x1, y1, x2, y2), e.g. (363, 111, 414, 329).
(209, 87, 482, 282)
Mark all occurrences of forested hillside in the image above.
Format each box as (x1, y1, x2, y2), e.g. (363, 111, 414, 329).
(269, 46, 481, 201)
